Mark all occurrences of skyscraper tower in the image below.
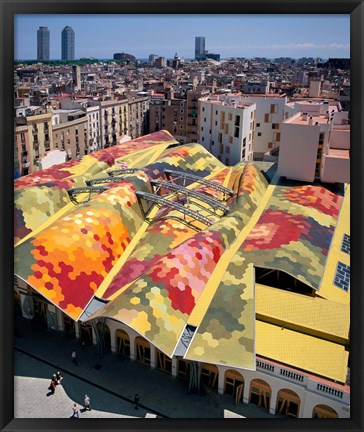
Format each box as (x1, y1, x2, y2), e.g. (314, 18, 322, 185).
(37, 26, 50, 60)
(195, 36, 205, 61)
(61, 26, 75, 60)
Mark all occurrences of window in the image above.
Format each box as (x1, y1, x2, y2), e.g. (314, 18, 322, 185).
(202, 137, 204, 142)
(341, 234, 350, 255)
(204, 117, 207, 122)
(201, 127, 204, 131)
(229, 136, 233, 144)
(219, 143, 224, 154)
(272, 123, 279, 129)
(226, 146, 230, 154)
(270, 104, 277, 114)
(334, 261, 350, 292)
(215, 121, 218, 126)
(202, 107, 205, 112)
(228, 113, 232, 121)
(256, 123, 260, 127)
(319, 132, 325, 144)
(180, 109, 184, 114)
(258, 132, 262, 137)
(264, 114, 270, 123)
(274, 132, 281, 142)
(218, 133, 222, 144)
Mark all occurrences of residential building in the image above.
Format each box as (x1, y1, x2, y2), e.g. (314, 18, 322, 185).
(125, 93, 149, 139)
(99, 98, 129, 147)
(186, 88, 210, 143)
(37, 26, 50, 61)
(61, 26, 75, 61)
(199, 94, 256, 165)
(244, 94, 287, 160)
(277, 108, 350, 183)
(52, 113, 88, 159)
(15, 125, 30, 175)
(72, 65, 81, 92)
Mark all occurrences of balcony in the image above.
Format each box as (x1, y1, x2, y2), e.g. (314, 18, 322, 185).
(256, 357, 350, 404)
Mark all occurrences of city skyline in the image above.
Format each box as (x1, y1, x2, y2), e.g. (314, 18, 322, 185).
(15, 14, 350, 60)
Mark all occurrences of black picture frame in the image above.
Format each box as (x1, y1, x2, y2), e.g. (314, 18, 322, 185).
(1, 1, 363, 431)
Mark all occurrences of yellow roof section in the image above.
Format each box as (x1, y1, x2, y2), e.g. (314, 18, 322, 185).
(256, 321, 349, 383)
(318, 184, 350, 304)
(256, 284, 349, 344)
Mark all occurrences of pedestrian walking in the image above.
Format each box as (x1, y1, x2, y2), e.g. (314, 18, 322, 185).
(134, 393, 140, 409)
(72, 403, 79, 418)
(48, 379, 56, 395)
(84, 394, 91, 411)
(56, 371, 63, 384)
(71, 350, 78, 365)
(51, 374, 58, 386)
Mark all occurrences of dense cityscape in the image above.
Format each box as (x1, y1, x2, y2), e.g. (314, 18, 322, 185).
(13, 24, 350, 420)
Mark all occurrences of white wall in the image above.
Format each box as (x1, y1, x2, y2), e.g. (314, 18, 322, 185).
(277, 123, 320, 182)
(330, 130, 350, 150)
(321, 155, 350, 184)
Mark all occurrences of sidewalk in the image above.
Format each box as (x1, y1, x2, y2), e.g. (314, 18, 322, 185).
(14, 318, 276, 419)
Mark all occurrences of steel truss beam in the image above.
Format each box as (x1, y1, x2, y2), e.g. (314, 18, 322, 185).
(135, 191, 214, 227)
(164, 169, 234, 199)
(151, 180, 229, 215)
(86, 177, 128, 186)
(107, 168, 140, 177)
(67, 186, 108, 204)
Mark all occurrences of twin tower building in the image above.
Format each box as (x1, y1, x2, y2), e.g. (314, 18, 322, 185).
(37, 25, 75, 61)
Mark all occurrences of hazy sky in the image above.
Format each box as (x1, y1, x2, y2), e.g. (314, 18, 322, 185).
(15, 14, 350, 60)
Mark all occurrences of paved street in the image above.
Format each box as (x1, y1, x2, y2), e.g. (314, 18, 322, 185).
(14, 318, 276, 419)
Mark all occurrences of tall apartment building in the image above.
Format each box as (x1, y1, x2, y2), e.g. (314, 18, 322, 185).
(15, 125, 30, 175)
(195, 36, 205, 61)
(244, 94, 287, 160)
(61, 26, 75, 61)
(72, 65, 81, 92)
(18, 111, 54, 172)
(37, 26, 50, 61)
(52, 112, 88, 160)
(186, 89, 210, 143)
(125, 93, 149, 139)
(99, 98, 129, 148)
(199, 94, 256, 165)
(277, 109, 350, 183)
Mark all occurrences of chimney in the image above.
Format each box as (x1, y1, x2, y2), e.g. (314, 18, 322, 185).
(308, 116, 313, 125)
(302, 112, 308, 121)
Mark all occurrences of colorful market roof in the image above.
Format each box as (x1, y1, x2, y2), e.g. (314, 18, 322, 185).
(14, 130, 349, 376)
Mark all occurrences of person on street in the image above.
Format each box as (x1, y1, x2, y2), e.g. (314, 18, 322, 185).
(134, 393, 140, 409)
(72, 403, 79, 418)
(84, 394, 91, 411)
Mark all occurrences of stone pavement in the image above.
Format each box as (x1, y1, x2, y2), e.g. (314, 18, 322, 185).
(14, 318, 276, 419)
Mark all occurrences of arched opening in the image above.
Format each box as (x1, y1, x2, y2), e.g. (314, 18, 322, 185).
(80, 322, 93, 345)
(249, 379, 271, 411)
(63, 314, 76, 336)
(135, 336, 151, 365)
(32, 295, 48, 327)
(224, 369, 245, 405)
(312, 404, 339, 419)
(177, 357, 190, 381)
(201, 363, 219, 393)
(116, 329, 130, 357)
(156, 349, 172, 374)
(102, 324, 111, 353)
(276, 388, 301, 417)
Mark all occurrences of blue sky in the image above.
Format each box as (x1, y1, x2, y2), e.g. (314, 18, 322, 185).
(15, 14, 350, 60)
